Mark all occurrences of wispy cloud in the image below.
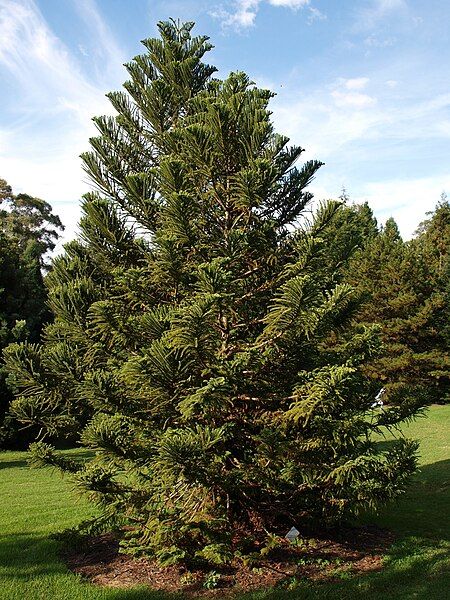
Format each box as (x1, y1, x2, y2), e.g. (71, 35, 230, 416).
(0, 0, 104, 117)
(211, 0, 318, 30)
(307, 6, 326, 24)
(213, 0, 260, 29)
(0, 0, 126, 250)
(385, 79, 398, 88)
(0, 0, 448, 247)
(331, 90, 377, 109)
(268, 0, 309, 7)
(342, 77, 370, 90)
(354, 175, 450, 238)
(330, 77, 376, 109)
(353, 0, 407, 32)
(267, 68, 450, 237)
(272, 90, 380, 164)
(72, 0, 125, 80)
(364, 34, 396, 48)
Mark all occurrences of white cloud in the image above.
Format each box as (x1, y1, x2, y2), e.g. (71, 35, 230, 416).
(274, 78, 450, 158)
(353, 176, 450, 238)
(332, 90, 377, 109)
(73, 0, 125, 79)
(268, 0, 309, 8)
(78, 44, 89, 57)
(0, 0, 102, 115)
(265, 67, 450, 239)
(212, 0, 318, 30)
(0, 0, 126, 247)
(344, 77, 370, 90)
(0, 0, 126, 131)
(374, 0, 405, 11)
(212, 0, 260, 28)
(271, 93, 382, 165)
(364, 34, 395, 48)
(385, 79, 398, 88)
(330, 77, 376, 109)
(354, 0, 407, 32)
(307, 6, 326, 24)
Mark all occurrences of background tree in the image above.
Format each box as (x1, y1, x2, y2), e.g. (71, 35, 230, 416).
(319, 199, 378, 282)
(411, 195, 450, 398)
(0, 178, 63, 447)
(4, 21, 420, 564)
(345, 213, 449, 403)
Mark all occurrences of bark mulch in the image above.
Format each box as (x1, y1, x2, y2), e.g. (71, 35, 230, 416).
(63, 525, 394, 596)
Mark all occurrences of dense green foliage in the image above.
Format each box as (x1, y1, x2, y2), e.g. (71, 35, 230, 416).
(413, 195, 450, 359)
(318, 197, 379, 278)
(0, 406, 448, 599)
(341, 200, 450, 403)
(4, 21, 420, 563)
(0, 178, 63, 447)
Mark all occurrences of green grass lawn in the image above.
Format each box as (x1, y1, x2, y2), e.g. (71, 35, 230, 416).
(0, 406, 449, 600)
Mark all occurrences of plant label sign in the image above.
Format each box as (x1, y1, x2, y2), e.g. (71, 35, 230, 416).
(285, 526, 300, 541)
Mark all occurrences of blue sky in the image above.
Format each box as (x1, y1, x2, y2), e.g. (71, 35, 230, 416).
(1, 0, 449, 251)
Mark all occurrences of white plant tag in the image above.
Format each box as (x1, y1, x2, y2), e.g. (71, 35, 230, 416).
(285, 526, 300, 541)
(371, 387, 386, 409)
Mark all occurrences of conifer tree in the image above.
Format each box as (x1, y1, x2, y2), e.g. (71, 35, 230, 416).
(412, 196, 450, 399)
(4, 21, 420, 563)
(0, 178, 63, 446)
(318, 200, 378, 280)
(414, 194, 450, 288)
(346, 215, 449, 403)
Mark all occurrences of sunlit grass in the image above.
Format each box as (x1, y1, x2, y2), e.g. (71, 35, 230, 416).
(0, 405, 448, 599)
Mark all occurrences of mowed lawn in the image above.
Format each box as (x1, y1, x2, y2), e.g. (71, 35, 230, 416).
(0, 406, 449, 600)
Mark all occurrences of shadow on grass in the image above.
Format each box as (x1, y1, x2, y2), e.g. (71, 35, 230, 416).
(0, 532, 182, 599)
(0, 448, 94, 471)
(1, 531, 448, 600)
(243, 537, 449, 600)
(0, 532, 67, 579)
(0, 458, 448, 599)
(0, 458, 28, 470)
(416, 458, 450, 487)
(368, 459, 450, 541)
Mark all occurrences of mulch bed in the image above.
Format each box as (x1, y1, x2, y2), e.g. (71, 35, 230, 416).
(63, 525, 394, 596)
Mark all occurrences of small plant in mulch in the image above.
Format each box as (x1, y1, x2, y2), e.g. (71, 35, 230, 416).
(61, 524, 394, 596)
(202, 570, 222, 590)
